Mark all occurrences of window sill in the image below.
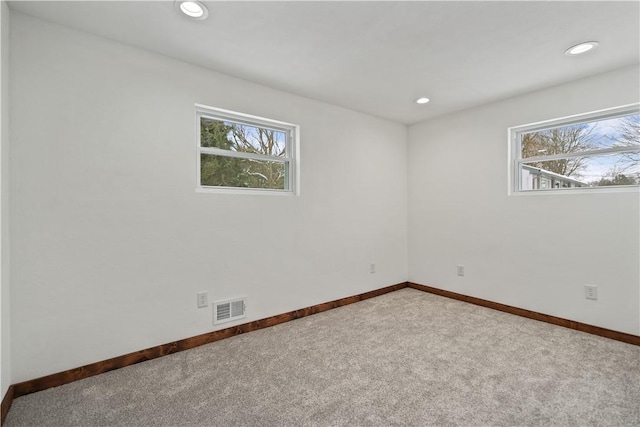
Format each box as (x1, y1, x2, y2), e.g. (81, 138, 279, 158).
(509, 185, 640, 196)
(196, 186, 298, 196)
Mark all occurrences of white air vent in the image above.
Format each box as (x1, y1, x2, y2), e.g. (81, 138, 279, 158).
(213, 297, 246, 325)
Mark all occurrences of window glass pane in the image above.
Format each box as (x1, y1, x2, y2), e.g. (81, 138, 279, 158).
(521, 151, 640, 190)
(579, 151, 640, 186)
(201, 117, 287, 157)
(200, 154, 288, 190)
(521, 113, 640, 159)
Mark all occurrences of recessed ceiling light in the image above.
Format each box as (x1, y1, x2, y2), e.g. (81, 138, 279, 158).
(176, 1, 209, 20)
(564, 41, 598, 56)
(416, 97, 430, 104)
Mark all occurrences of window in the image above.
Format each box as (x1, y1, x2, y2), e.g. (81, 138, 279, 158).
(196, 104, 299, 194)
(509, 104, 640, 193)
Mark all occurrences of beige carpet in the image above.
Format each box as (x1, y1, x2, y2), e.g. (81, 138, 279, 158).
(5, 288, 640, 426)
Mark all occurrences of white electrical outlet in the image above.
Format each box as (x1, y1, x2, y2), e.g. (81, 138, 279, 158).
(370, 263, 376, 274)
(197, 292, 208, 308)
(584, 285, 598, 300)
(457, 265, 464, 276)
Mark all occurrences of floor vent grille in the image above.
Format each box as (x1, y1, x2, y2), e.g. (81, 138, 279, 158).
(213, 297, 247, 325)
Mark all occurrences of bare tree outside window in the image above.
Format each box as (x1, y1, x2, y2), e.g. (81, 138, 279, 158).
(513, 106, 640, 192)
(200, 118, 288, 190)
(196, 106, 298, 193)
(521, 124, 597, 178)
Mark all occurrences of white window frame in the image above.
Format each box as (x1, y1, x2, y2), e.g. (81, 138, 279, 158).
(196, 104, 300, 195)
(508, 103, 640, 195)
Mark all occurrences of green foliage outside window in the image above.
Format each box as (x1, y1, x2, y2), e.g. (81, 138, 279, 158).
(200, 118, 288, 190)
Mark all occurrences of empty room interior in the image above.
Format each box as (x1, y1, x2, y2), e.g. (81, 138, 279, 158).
(0, 0, 639, 425)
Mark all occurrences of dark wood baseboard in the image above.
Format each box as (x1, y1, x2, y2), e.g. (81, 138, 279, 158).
(408, 282, 640, 346)
(5, 280, 638, 424)
(11, 282, 408, 399)
(1, 385, 14, 425)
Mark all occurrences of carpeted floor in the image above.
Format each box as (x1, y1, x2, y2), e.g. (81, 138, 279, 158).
(5, 288, 640, 426)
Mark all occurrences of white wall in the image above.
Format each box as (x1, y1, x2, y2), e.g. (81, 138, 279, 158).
(9, 12, 408, 382)
(408, 65, 640, 335)
(0, 0, 10, 398)
(7, 7, 639, 389)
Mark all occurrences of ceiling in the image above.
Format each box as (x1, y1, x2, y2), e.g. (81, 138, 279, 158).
(8, 1, 640, 124)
